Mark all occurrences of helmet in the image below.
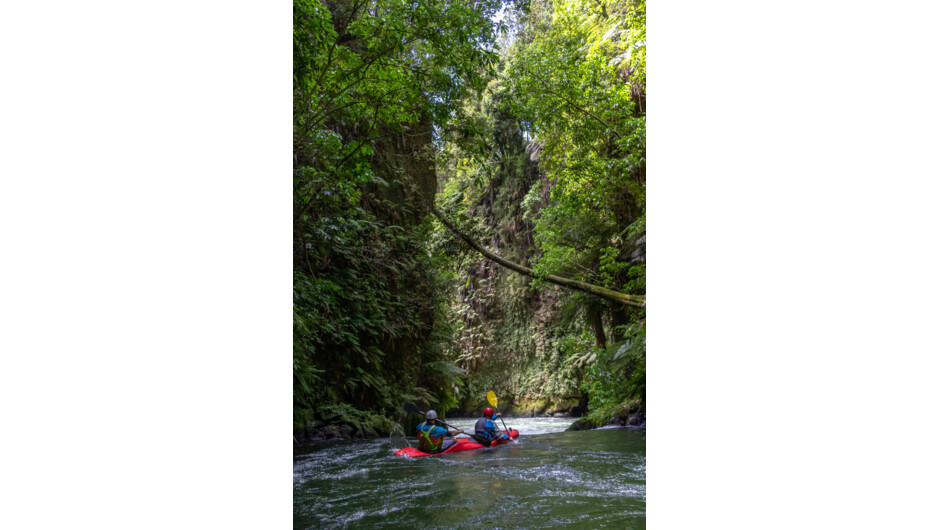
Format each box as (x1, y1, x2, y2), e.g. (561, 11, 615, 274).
(426, 410, 438, 420)
(483, 407, 494, 418)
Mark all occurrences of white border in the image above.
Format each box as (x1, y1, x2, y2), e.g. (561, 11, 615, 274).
(0, 2, 291, 528)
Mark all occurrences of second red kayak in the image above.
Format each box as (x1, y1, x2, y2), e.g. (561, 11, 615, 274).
(394, 429, 519, 457)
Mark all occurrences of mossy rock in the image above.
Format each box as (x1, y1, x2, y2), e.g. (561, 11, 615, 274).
(567, 399, 643, 431)
(511, 398, 550, 416)
(295, 425, 347, 442)
(549, 398, 580, 415)
(567, 417, 598, 431)
(294, 403, 399, 441)
(604, 400, 643, 425)
(507, 396, 582, 417)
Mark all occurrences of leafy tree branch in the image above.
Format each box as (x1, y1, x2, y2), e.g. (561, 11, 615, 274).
(433, 208, 645, 308)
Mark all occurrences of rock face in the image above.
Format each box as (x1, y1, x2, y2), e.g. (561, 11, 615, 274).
(366, 117, 437, 222)
(444, 107, 591, 417)
(509, 397, 582, 417)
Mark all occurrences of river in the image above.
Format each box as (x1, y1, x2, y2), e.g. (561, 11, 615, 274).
(293, 417, 646, 528)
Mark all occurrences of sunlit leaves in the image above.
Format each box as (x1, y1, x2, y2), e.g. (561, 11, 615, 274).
(501, 0, 645, 293)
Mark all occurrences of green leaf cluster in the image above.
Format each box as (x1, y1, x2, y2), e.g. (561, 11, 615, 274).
(293, 0, 503, 432)
(505, 0, 646, 296)
(430, 0, 646, 415)
(293, 0, 647, 430)
(579, 322, 645, 424)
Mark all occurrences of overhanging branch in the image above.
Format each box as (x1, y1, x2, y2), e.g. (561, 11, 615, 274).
(433, 208, 645, 308)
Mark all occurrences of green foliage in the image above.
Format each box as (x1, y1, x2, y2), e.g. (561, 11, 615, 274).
(293, 0, 503, 433)
(294, 0, 646, 433)
(296, 402, 397, 437)
(560, 330, 597, 368)
(293, 204, 472, 426)
(580, 323, 645, 424)
(505, 0, 645, 295)
(432, 0, 646, 417)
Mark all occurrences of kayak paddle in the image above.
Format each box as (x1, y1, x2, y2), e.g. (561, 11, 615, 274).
(401, 402, 492, 446)
(486, 391, 512, 435)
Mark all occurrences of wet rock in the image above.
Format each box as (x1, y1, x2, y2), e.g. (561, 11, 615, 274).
(337, 423, 356, 439)
(293, 409, 398, 443)
(606, 408, 645, 428)
(294, 425, 346, 443)
(567, 417, 596, 431)
(606, 415, 627, 427)
(627, 411, 645, 427)
(321, 428, 345, 440)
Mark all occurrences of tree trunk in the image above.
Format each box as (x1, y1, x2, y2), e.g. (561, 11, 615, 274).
(591, 305, 607, 349)
(433, 208, 646, 308)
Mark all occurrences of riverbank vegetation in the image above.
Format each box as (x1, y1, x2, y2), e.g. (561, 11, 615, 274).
(294, 0, 645, 441)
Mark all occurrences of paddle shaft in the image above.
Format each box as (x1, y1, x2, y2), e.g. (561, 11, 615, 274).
(493, 407, 510, 434)
(434, 421, 495, 445)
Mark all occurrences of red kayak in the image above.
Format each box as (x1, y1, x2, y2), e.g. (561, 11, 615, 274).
(394, 429, 519, 457)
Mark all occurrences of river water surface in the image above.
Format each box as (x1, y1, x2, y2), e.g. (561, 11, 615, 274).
(293, 417, 645, 528)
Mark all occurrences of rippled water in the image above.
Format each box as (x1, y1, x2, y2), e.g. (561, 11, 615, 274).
(294, 417, 645, 528)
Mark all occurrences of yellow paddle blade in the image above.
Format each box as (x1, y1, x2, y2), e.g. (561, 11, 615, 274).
(486, 390, 498, 408)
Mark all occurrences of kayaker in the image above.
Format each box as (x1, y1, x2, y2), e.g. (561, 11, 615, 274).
(416, 410, 463, 454)
(474, 407, 509, 443)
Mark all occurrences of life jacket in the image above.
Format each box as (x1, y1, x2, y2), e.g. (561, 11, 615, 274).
(417, 421, 445, 452)
(475, 417, 494, 441)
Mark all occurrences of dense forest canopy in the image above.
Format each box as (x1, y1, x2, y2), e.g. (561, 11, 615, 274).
(294, 0, 645, 440)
